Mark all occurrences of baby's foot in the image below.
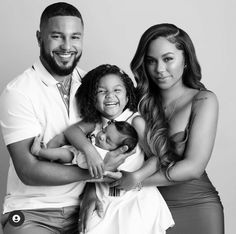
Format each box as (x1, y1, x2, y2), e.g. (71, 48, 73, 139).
(31, 135, 44, 156)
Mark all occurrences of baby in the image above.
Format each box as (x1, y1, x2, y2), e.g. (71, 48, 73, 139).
(31, 120, 138, 173)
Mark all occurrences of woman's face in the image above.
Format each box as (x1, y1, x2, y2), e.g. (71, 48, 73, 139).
(145, 37, 185, 90)
(95, 74, 128, 120)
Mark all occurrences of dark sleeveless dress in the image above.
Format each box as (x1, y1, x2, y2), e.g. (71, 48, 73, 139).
(159, 117, 224, 233)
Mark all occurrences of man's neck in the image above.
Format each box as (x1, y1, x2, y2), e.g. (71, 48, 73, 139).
(40, 56, 72, 82)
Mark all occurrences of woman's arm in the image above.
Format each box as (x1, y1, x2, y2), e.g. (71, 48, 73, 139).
(144, 91, 219, 186)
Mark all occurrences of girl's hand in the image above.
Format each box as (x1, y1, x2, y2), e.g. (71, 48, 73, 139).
(110, 171, 141, 191)
(86, 150, 104, 179)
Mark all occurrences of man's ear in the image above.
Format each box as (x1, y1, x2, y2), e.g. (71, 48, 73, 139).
(36, 30, 41, 47)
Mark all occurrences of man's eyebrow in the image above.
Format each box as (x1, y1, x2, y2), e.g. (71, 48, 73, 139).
(50, 31, 82, 35)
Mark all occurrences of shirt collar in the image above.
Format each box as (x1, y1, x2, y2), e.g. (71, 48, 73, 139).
(101, 109, 134, 127)
(32, 59, 81, 86)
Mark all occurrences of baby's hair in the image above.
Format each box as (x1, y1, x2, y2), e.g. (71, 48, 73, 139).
(76, 64, 137, 123)
(110, 121, 138, 153)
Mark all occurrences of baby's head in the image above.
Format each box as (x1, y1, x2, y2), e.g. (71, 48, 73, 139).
(76, 64, 137, 123)
(95, 121, 138, 152)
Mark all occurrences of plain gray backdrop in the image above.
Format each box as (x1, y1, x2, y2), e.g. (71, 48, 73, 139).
(0, 1, 235, 233)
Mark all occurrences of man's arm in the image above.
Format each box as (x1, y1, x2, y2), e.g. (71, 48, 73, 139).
(8, 137, 133, 186)
(8, 137, 91, 186)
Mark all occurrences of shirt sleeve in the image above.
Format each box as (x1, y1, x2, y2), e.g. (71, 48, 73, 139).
(0, 88, 41, 145)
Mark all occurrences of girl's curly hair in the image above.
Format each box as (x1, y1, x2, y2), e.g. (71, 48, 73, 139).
(76, 64, 137, 123)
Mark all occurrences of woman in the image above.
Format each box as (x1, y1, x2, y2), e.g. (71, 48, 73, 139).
(127, 23, 224, 234)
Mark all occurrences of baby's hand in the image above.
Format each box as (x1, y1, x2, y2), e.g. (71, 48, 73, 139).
(31, 135, 45, 156)
(85, 150, 104, 179)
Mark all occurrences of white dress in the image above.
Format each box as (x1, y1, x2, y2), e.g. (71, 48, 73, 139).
(76, 109, 175, 234)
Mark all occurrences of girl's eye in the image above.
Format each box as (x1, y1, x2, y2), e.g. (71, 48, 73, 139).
(97, 90, 106, 94)
(114, 89, 121, 93)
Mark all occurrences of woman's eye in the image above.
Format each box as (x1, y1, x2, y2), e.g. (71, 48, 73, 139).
(164, 57, 173, 62)
(145, 57, 156, 65)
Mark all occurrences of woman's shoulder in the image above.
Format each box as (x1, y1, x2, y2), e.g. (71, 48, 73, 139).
(192, 90, 219, 113)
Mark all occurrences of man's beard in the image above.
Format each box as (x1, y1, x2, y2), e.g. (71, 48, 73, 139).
(40, 43, 82, 76)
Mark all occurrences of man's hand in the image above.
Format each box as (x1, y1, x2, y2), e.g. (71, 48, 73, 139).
(78, 183, 103, 234)
(104, 145, 135, 171)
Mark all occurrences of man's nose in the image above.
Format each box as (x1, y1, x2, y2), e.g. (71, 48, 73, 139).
(60, 38, 71, 51)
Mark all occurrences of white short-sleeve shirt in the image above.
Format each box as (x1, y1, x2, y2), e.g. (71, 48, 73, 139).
(0, 60, 86, 213)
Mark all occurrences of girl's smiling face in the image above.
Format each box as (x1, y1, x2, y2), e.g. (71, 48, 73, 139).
(95, 74, 128, 120)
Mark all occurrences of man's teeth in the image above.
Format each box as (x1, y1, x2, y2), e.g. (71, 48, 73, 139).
(58, 54, 72, 58)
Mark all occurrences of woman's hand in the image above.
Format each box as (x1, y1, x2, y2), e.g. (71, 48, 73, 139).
(78, 183, 104, 234)
(110, 171, 140, 191)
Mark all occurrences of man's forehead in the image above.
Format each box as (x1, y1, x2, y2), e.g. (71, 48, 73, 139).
(43, 16, 83, 32)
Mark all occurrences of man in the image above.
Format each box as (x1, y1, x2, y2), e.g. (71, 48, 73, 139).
(0, 2, 130, 233)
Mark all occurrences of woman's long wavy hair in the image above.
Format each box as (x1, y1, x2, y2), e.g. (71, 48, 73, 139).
(76, 64, 137, 123)
(130, 23, 206, 167)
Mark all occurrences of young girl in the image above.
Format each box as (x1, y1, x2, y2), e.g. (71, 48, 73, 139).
(56, 64, 174, 234)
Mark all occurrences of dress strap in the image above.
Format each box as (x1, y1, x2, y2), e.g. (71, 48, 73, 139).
(185, 90, 203, 131)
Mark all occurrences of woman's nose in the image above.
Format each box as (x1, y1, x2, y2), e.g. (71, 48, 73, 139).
(156, 61, 165, 73)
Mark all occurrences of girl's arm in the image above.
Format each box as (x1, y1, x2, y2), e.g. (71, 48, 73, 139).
(110, 115, 160, 190)
(143, 91, 219, 186)
(64, 121, 104, 178)
(47, 133, 68, 148)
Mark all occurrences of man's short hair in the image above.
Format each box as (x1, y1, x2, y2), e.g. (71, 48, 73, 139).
(40, 2, 84, 30)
